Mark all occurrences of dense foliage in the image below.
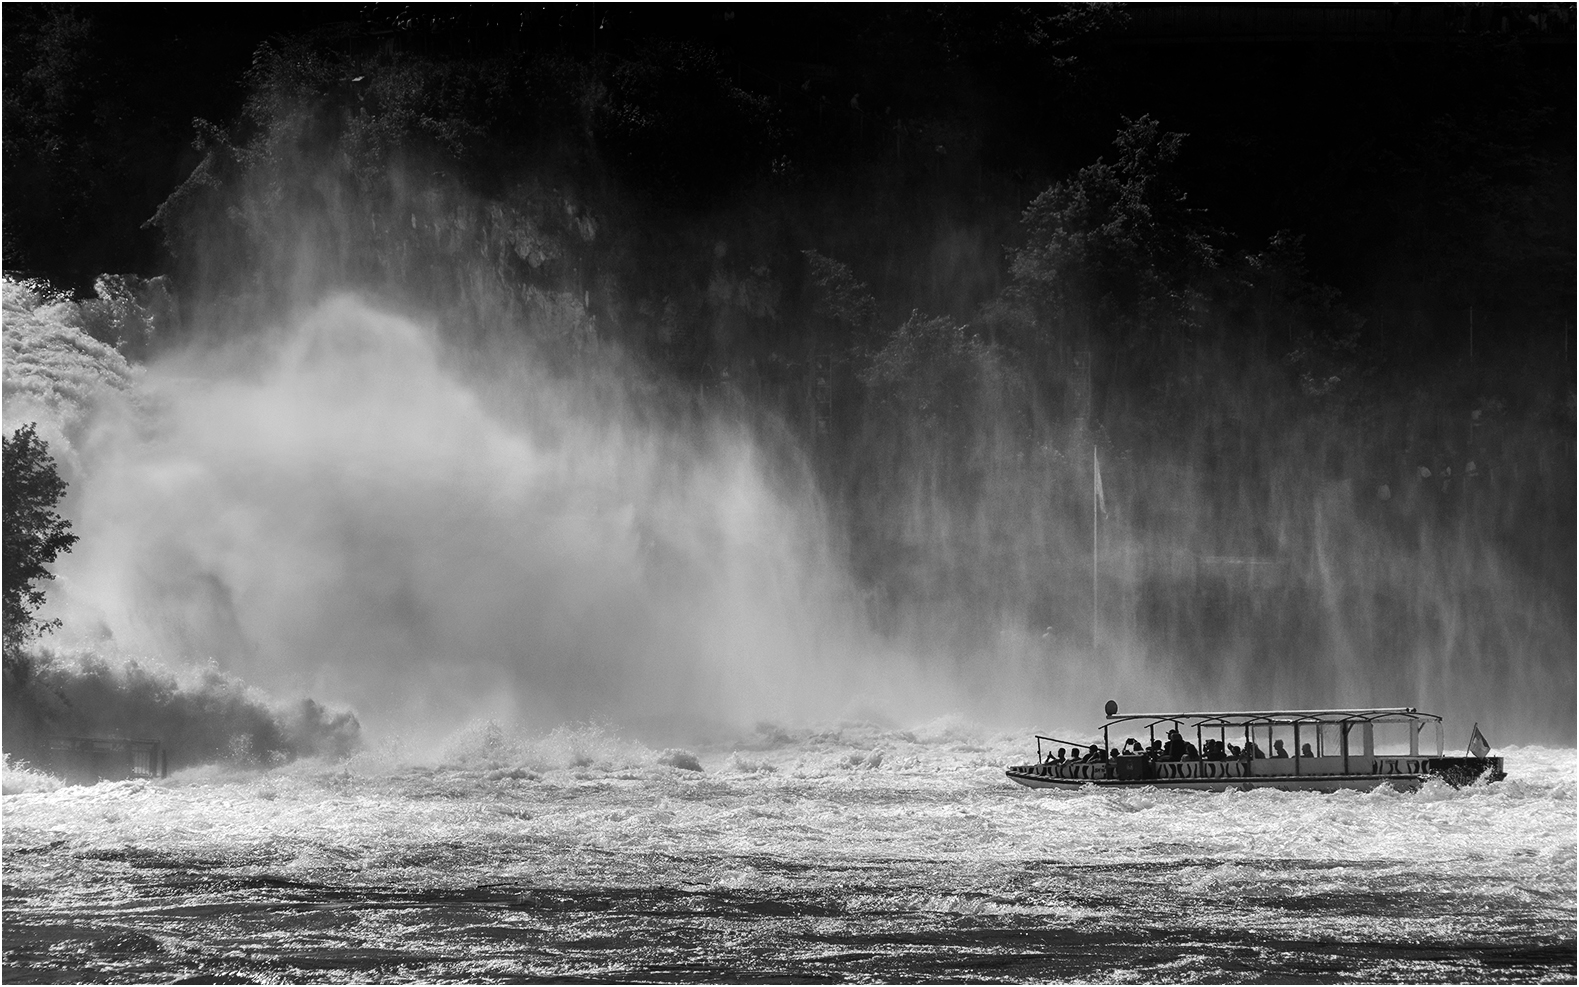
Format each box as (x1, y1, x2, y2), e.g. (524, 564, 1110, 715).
(1, 423, 76, 650)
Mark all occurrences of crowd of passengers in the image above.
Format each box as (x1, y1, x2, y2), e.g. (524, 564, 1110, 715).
(1043, 729, 1317, 765)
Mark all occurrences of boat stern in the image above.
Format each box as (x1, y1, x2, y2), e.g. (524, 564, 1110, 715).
(1422, 755, 1506, 787)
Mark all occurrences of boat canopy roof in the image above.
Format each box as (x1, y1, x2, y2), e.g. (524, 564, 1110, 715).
(1104, 707, 1442, 729)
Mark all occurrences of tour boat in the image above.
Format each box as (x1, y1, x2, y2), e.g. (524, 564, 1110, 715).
(1006, 703, 1506, 792)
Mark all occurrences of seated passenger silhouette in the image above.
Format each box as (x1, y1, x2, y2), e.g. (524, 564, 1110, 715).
(1184, 740, 1200, 760)
(1301, 743, 1315, 757)
(1164, 729, 1188, 760)
(1045, 750, 1056, 764)
(1246, 741, 1265, 758)
(1272, 739, 1289, 758)
(1055, 747, 1067, 763)
(1087, 744, 1103, 762)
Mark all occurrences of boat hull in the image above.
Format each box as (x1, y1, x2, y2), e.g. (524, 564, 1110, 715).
(1007, 771, 1421, 793)
(1005, 755, 1504, 793)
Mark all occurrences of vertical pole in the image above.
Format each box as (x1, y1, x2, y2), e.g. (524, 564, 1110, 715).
(1092, 445, 1098, 652)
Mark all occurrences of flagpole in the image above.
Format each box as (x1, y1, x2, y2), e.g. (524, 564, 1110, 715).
(1092, 445, 1098, 652)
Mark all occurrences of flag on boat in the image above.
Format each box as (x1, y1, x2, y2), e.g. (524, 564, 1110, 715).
(1467, 723, 1491, 758)
(1094, 449, 1107, 517)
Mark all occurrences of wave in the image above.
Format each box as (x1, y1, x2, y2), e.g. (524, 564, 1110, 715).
(1, 646, 360, 773)
(0, 753, 65, 795)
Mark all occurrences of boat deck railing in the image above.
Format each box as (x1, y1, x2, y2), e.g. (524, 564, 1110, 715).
(1034, 706, 1449, 762)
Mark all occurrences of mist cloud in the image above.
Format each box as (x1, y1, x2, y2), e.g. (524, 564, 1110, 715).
(43, 294, 927, 737)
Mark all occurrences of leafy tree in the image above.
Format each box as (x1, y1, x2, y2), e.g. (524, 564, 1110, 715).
(803, 250, 876, 331)
(862, 311, 997, 430)
(1009, 115, 1218, 364)
(2, 423, 77, 651)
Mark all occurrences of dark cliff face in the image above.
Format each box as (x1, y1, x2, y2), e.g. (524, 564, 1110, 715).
(7, 5, 1572, 309)
(1, 4, 361, 290)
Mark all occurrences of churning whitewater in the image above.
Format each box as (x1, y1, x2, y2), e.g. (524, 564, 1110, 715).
(2, 726, 1573, 983)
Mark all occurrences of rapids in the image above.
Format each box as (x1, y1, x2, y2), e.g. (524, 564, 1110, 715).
(2, 724, 1572, 983)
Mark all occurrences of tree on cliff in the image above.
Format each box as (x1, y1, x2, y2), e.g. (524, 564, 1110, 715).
(2, 423, 77, 652)
(1009, 115, 1218, 356)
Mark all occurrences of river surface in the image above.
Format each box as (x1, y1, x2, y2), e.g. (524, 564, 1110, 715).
(3, 723, 1573, 983)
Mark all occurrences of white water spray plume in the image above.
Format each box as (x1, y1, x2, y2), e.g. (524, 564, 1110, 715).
(24, 290, 954, 741)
